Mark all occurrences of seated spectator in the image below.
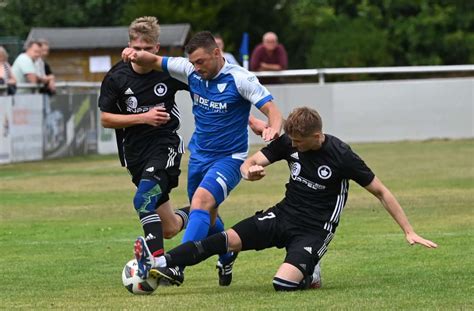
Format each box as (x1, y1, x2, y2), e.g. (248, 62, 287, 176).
(12, 40, 51, 94)
(214, 34, 240, 65)
(36, 39, 56, 95)
(250, 32, 288, 72)
(0, 46, 17, 95)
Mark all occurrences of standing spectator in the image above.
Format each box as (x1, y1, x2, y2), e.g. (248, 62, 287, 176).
(250, 32, 288, 72)
(36, 39, 56, 95)
(12, 40, 49, 94)
(214, 34, 239, 65)
(0, 46, 17, 95)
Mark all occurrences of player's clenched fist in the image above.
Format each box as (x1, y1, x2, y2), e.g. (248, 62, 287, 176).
(121, 47, 137, 62)
(243, 165, 266, 181)
(122, 48, 158, 67)
(142, 107, 170, 127)
(262, 127, 279, 142)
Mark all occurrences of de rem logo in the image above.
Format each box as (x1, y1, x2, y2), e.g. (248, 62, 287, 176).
(192, 93, 228, 113)
(154, 83, 168, 97)
(317, 165, 332, 179)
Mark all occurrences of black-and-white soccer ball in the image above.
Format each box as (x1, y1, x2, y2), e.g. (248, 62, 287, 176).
(122, 259, 158, 295)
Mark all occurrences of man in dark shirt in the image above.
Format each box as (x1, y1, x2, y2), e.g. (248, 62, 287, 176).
(250, 32, 288, 72)
(151, 107, 437, 290)
(98, 16, 190, 279)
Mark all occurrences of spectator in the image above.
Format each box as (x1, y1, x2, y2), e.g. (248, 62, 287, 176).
(0, 46, 17, 95)
(36, 39, 56, 95)
(250, 32, 288, 72)
(214, 34, 239, 65)
(12, 40, 49, 93)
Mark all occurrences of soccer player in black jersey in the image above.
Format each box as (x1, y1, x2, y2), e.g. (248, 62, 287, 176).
(98, 17, 190, 279)
(151, 106, 437, 290)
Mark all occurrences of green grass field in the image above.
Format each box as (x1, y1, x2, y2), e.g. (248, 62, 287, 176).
(1, 139, 473, 310)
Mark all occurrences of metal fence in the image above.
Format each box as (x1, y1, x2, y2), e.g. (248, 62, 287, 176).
(1, 64, 473, 93)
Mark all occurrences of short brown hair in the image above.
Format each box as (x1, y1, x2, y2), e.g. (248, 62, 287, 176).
(185, 31, 218, 54)
(284, 107, 323, 137)
(129, 16, 160, 43)
(24, 39, 41, 50)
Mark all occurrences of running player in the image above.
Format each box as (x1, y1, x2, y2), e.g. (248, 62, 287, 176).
(152, 107, 437, 290)
(98, 16, 190, 278)
(122, 31, 283, 285)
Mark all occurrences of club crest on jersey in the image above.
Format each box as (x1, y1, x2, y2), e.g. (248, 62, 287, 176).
(126, 96, 138, 109)
(317, 165, 332, 179)
(154, 83, 168, 96)
(291, 162, 301, 179)
(217, 83, 227, 93)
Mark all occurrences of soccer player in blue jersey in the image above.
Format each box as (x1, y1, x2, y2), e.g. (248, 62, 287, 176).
(122, 31, 283, 285)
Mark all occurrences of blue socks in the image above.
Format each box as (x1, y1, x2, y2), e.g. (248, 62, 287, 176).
(208, 215, 224, 235)
(182, 210, 211, 243)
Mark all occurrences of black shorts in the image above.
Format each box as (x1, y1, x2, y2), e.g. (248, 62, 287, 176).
(127, 145, 182, 206)
(232, 206, 335, 277)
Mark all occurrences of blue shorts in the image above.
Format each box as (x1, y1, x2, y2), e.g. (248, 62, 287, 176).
(187, 155, 243, 206)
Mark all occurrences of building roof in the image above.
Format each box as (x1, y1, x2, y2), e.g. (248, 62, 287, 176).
(26, 24, 191, 49)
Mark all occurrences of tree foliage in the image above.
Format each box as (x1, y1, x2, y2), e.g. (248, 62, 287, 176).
(0, 0, 472, 68)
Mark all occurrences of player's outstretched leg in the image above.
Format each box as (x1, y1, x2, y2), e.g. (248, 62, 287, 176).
(150, 231, 231, 286)
(150, 266, 184, 286)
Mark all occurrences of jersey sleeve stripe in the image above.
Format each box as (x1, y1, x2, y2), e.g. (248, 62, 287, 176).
(162, 57, 169, 73)
(255, 95, 274, 109)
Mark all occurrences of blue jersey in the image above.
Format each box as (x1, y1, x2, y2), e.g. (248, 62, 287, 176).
(162, 57, 273, 160)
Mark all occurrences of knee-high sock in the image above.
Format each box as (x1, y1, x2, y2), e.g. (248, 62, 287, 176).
(182, 209, 211, 243)
(140, 212, 164, 256)
(208, 216, 234, 265)
(134, 179, 164, 256)
(208, 215, 224, 235)
(166, 232, 228, 267)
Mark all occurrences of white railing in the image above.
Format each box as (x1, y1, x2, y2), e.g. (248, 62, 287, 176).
(254, 64, 474, 84)
(1, 64, 473, 91)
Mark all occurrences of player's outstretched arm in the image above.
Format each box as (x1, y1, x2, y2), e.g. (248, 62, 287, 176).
(364, 176, 438, 248)
(248, 115, 268, 136)
(121, 48, 164, 71)
(240, 151, 271, 181)
(101, 108, 170, 128)
(258, 101, 283, 142)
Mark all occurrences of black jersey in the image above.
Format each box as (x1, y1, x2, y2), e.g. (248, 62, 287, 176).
(98, 61, 188, 167)
(261, 134, 375, 233)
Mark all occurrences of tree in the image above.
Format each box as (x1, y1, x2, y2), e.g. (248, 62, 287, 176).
(0, 0, 129, 38)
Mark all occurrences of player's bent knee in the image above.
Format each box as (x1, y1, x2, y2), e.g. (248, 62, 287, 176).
(226, 229, 243, 252)
(190, 188, 216, 211)
(272, 276, 300, 291)
(133, 179, 162, 214)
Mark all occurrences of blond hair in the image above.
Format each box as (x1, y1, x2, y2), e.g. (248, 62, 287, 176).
(284, 107, 323, 137)
(129, 16, 160, 43)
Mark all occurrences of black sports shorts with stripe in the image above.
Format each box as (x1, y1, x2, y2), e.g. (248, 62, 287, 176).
(232, 206, 334, 277)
